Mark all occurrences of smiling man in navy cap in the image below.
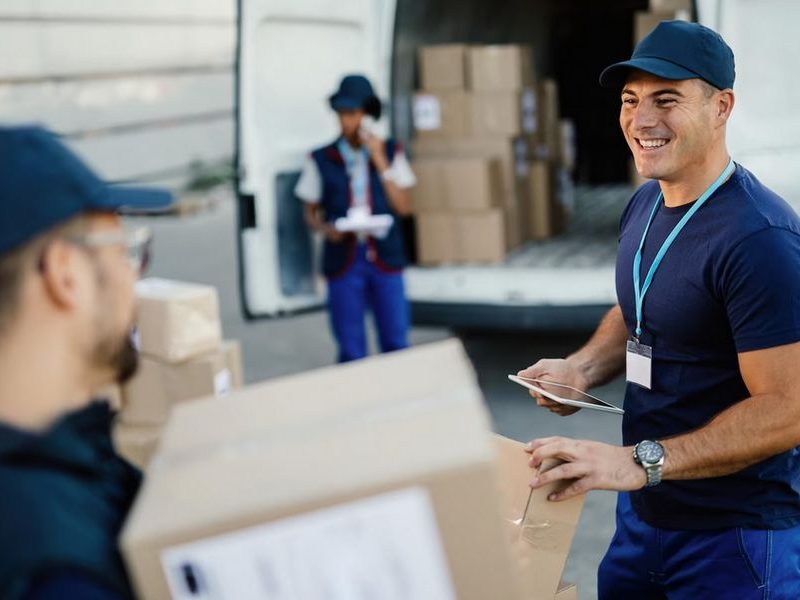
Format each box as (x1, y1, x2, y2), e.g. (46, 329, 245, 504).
(517, 21, 800, 597)
(0, 125, 171, 599)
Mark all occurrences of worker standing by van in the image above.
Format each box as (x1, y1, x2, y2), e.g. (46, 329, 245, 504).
(518, 21, 800, 597)
(295, 74, 416, 362)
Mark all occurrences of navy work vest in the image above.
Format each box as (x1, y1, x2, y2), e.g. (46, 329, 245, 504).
(310, 138, 407, 278)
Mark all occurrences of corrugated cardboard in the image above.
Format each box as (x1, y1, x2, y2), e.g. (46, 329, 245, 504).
(649, 0, 692, 12)
(419, 44, 469, 90)
(457, 210, 507, 262)
(519, 160, 555, 240)
(493, 435, 585, 600)
(471, 87, 539, 137)
(113, 423, 163, 470)
(634, 10, 690, 44)
(122, 341, 521, 600)
(413, 91, 472, 138)
(135, 278, 222, 363)
(468, 45, 535, 91)
(538, 79, 561, 163)
(120, 341, 243, 425)
(412, 156, 503, 212)
(416, 213, 458, 265)
(555, 581, 578, 600)
(413, 136, 535, 210)
(95, 384, 122, 412)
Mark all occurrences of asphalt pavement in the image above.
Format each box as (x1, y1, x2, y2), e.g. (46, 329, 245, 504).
(132, 196, 625, 599)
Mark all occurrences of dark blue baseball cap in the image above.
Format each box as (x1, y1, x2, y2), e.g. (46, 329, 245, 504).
(600, 20, 735, 90)
(0, 125, 172, 255)
(328, 74, 382, 119)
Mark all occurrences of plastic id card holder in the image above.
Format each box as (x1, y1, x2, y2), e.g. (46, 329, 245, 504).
(626, 339, 652, 390)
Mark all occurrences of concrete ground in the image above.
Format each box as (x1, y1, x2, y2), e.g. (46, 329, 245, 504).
(133, 197, 623, 599)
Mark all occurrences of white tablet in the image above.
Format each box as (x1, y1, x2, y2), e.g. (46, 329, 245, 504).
(507, 374, 624, 415)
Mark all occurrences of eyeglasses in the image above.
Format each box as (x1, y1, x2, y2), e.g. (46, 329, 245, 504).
(67, 226, 153, 275)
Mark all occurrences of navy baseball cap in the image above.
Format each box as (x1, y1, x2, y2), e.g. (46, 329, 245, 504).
(0, 125, 172, 255)
(600, 20, 735, 90)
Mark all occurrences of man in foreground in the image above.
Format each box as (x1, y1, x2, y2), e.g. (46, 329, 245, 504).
(0, 125, 170, 598)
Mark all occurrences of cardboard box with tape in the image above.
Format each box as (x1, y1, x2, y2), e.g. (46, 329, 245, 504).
(468, 44, 535, 91)
(135, 278, 222, 363)
(122, 341, 522, 600)
(418, 44, 469, 90)
(412, 91, 472, 139)
(494, 434, 584, 599)
(120, 340, 243, 426)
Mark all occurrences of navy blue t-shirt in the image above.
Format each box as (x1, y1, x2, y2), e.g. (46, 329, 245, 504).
(616, 164, 800, 530)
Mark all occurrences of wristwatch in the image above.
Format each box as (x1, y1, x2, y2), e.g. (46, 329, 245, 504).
(633, 440, 665, 487)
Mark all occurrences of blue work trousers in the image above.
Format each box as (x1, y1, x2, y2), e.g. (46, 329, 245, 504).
(598, 492, 800, 599)
(327, 244, 409, 363)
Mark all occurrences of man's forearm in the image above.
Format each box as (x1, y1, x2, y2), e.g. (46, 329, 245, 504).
(662, 391, 800, 479)
(381, 179, 411, 216)
(567, 305, 628, 388)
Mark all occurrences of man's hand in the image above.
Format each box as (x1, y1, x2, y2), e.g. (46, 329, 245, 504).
(360, 130, 389, 171)
(526, 437, 646, 501)
(517, 358, 590, 416)
(322, 223, 345, 243)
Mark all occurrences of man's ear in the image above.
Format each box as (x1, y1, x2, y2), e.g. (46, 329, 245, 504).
(717, 89, 735, 124)
(39, 240, 81, 311)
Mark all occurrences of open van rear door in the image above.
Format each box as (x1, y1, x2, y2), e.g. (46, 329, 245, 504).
(697, 0, 800, 208)
(236, 0, 396, 318)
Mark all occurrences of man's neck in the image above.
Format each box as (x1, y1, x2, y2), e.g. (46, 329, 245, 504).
(659, 149, 732, 207)
(0, 323, 93, 431)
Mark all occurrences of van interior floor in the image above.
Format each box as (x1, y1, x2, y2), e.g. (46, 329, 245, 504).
(487, 183, 629, 269)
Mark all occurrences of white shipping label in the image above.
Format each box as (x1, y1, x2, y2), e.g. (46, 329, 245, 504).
(161, 486, 456, 600)
(213, 368, 232, 397)
(520, 88, 538, 134)
(413, 95, 442, 131)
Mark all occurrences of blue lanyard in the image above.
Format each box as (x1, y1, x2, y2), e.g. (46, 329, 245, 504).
(337, 138, 369, 202)
(632, 158, 735, 338)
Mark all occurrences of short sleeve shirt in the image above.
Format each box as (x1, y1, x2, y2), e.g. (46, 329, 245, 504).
(616, 164, 800, 530)
(294, 145, 416, 210)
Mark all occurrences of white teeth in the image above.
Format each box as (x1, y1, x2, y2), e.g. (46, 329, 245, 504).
(640, 139, 668, 148)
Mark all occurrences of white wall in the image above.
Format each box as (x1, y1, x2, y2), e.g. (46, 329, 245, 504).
(0, 1, 236, 188)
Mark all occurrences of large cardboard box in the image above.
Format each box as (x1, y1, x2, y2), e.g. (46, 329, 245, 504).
(135, 278, 222, 363)
(538, 79, 561, 163)
(471, 87, 538, 137)
(649, 0, 692, 12)
(419, 44, 469, 90)
(120, 340, 243, 425)
(457, 210, 507, 262)
(122, 341, 522, 600)
(113, 423, 162, 470)
(468, 44, 535, 91)
(494, 435, 585, 600)
(412, 156, 503, 212)
(634, 10, 691, 44)
(413, 91, 472, 139)
(517, 160, 552, 240)
(416, 213, 458, 265)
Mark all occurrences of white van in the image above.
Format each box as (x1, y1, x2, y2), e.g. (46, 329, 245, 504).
(234, 0, 799, 329)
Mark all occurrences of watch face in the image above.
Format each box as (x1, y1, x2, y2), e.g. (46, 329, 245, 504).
(638, 441, 664, 463)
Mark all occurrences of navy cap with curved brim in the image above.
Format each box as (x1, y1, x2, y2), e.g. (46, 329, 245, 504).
(600, 20, 735, 90)
(0, 125, 172, 255)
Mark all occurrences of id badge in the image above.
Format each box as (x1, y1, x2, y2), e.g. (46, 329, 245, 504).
(626, 339, 652, 390)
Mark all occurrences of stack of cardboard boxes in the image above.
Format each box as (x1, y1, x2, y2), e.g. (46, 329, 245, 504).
(112, 278, 244, 469)
(634, 0, 692, 44)
(411, 44, 572, 265)
(630, 0, 693, 188)
(121, 340, 581, 599)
